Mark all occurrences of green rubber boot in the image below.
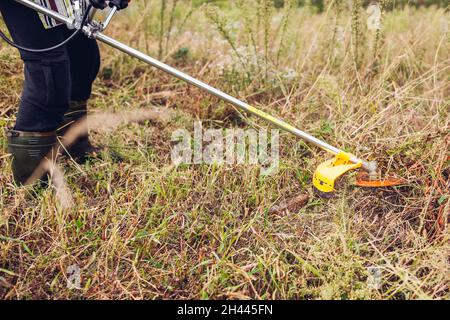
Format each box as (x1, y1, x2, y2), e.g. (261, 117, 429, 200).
(7, 130, 57, 186)
(57, 100, 99, 163)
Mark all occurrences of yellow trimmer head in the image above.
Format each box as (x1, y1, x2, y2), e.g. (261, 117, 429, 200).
(313, 151, 406, 194)
(313, 151, 362, 193)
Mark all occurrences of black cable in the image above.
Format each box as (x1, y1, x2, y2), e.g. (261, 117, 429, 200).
(0, 4, 92, 53)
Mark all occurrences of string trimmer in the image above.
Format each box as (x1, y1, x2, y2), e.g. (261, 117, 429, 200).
(3, 0, 406, 194)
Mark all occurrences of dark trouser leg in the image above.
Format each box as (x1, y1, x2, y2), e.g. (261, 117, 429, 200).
(58, 29, 101, 163)
(64, 29, 101, 102)
(0, 0, 70, 132)
(0, 0, 69, 184)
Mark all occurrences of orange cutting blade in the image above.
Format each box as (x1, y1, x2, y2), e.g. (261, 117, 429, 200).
(355, 172, 407, 188)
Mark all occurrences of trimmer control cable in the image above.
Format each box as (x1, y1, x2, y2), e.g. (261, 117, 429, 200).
(0, 4, 92, 53)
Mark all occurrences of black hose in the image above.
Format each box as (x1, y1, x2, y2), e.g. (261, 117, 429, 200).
(0, 4, 92, 53)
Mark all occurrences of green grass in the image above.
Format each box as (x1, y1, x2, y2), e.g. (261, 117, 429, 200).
(0, 1, 449, 299)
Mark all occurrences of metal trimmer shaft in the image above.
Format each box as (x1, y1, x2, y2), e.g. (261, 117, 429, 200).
(13, 0, 376, 173)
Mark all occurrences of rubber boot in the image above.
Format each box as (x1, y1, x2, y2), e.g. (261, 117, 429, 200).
(7, 130, 57, 186)
(57, 100, 99, 163)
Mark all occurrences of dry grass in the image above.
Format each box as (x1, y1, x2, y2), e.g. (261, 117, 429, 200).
(0, 1, 449, 299)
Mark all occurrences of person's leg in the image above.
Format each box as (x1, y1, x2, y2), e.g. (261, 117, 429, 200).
(64, 30, 101, 102)
(0, 0, 70, 132)
(0, 0, 70, 185)
(58, 29, 101, 162)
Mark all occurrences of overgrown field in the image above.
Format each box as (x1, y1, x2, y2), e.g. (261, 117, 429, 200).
(0, 1, 449, 299)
